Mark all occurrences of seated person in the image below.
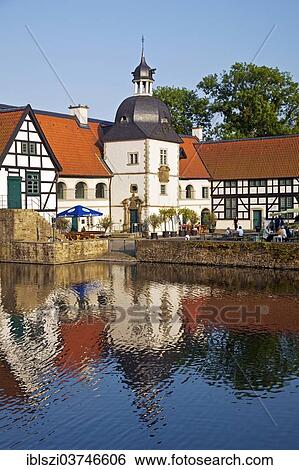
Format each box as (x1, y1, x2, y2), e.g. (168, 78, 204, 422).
(262, 225, 273, 242)
(285, 225, 292, 239)
(275, 226, 286, 242)
(236, 226, 244, 238)
(225, 227, 232, 237)
(279, 226, 287, 240)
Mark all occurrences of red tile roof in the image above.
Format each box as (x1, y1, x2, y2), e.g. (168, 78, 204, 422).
(195, 135, 299, 180)
(179, 136, 211, 179)
(36, 113, 112, 177)
(0, 109, 24, 157)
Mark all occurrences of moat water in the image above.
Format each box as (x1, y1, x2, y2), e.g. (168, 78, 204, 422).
(0, 262, 298, 449)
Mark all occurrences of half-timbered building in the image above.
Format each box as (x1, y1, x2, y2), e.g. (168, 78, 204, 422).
(196, 135, 299, 230)
(0, 105, 61, 219)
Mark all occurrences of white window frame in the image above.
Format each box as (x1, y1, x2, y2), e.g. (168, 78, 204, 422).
(160, 184, 167, 195)
(21, 142, 29, 154)
(128, 152, 139, 165)
(160, 149, 167, 165)
(29, 142, 37, 155)
(202, 187, 209, 199)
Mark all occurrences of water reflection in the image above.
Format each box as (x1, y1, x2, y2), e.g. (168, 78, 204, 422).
(0, 262, 298, 449)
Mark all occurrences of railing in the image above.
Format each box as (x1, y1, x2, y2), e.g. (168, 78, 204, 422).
(0, 195, 8, 208)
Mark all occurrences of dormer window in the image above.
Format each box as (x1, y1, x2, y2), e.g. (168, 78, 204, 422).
(120, 116, 127, 123)
(161, 117, 168, 124)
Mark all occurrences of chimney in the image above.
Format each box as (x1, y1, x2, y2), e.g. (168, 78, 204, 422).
(192, 126, 203, 141)
(69, 104, 89, 126)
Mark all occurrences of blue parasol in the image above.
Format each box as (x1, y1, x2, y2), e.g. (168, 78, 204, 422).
(56, 205, 103, 218)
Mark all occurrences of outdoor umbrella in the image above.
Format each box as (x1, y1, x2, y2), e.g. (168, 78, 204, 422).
(56, 205, 103, 218)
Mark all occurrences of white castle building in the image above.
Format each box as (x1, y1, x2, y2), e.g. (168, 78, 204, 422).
(0, 46, 298, 232)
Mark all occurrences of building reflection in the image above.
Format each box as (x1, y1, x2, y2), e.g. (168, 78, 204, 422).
(0, 262, 298, 427)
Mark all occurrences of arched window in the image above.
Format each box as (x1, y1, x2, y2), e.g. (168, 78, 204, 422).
(186, 185, 194, 199)
(57, 182, 66, 200)
(95, 183, 107, 199)
(75, 182, 87, 199)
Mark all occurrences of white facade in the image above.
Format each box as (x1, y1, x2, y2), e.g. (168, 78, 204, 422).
(0, 109, 58, 222)
(179, 179, 211, 219)
(211, 178, 299, 230)
(57, 176, 110, 231)
(105, 138, 182, 231)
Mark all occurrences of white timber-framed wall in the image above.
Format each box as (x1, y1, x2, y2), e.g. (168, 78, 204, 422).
(0, 107, 60, 221)
(211, 177, 299, 230)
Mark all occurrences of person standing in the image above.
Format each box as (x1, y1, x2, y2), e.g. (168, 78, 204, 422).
(234, 217, 238, 231)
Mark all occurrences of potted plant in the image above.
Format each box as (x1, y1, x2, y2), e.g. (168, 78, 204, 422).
(177, 208, 187, 236)
(202, 211, 217, 233)
(188, 209, 199, 235)
(99, 216, 113, 235)
(55, 217, 70, 234)
(178, 208, 193, 236)
(159, 208, 170, 238)
(168, 207, 178, 237)
(148, 213, 161, 239)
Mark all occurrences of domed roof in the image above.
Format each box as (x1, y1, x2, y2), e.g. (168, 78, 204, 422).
(132, 56, 156, 82)
(104, 95, 182, 143)
(116, 95, 171, 124)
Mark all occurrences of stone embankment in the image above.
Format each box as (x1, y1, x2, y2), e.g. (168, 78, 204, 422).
(0, 209, 108, 264)
(136, 239, 299, 270)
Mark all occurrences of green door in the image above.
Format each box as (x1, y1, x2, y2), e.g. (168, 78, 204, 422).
(7, 176, 22, 209)
(130, 209, 139, 233)
(253, 210, 262, 231)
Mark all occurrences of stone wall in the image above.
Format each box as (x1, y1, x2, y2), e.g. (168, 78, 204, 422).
(0, 239, 109, 265)
(136, 240, 299, 270)
(0, 209, 53, 242)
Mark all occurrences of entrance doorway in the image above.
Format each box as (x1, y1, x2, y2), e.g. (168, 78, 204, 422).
(253, 210, 262, 231)
(7, 176, 22, 209)
(130, 209, 139, 233)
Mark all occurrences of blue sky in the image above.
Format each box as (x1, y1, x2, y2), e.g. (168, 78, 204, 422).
(0, 0, 298, 121)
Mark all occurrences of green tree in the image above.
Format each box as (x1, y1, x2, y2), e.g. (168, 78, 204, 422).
(99, 216, 112, 234)
(153, 86, 211, 135)
(147, 214, 162, 233)
(198, 62, 299, 139)
(55, 217, 70, 233)
(167, 207, 178, 231)
(159, 208, 170, 232)
(178, 208, 198, 228)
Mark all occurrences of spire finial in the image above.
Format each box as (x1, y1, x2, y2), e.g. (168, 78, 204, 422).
(141, 35, 144, 58)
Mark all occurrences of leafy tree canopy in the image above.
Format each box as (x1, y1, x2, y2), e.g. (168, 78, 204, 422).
(153, 86, 211, 135)
(197, 62, 299, 139)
